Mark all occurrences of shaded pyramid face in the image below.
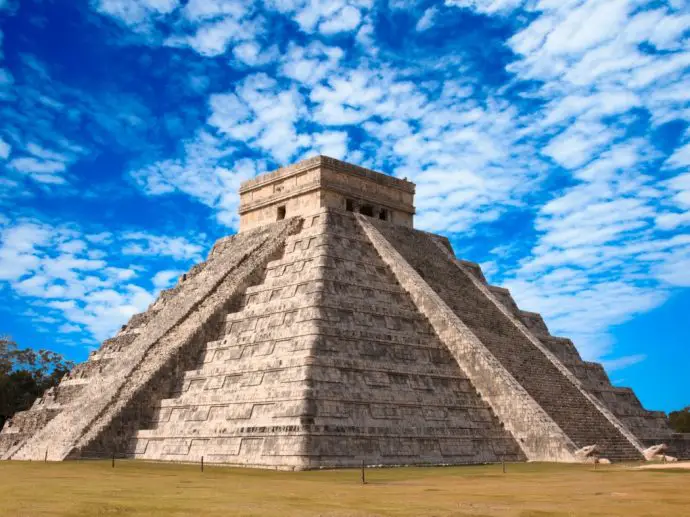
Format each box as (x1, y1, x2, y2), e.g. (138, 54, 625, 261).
(132, 210, 524, 468)
(1, 204, 686, 465)
(362, 218, 646, 462)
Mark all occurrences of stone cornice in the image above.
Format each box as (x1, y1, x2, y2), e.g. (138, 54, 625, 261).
(238, 177, 416, 215)
(239, 155, 415, 195)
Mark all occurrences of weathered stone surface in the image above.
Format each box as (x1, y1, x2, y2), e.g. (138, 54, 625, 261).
(644, 444, 678, 462)
(365, 219, 645, 462)
(1, 156, 686, 466)
(574, 445, 600, 459)
(357, 215, 577, 462)
(131, 210, 523, 469)
(2, 218, 301, 461)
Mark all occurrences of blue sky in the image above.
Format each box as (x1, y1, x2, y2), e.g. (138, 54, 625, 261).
(0, 0, 689, 412)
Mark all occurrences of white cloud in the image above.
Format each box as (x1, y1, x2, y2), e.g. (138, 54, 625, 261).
(539, 0, 630, 55)
(93, 0, 259, 57)
(600, 354, 646, 372)
(310, 68, 387, 125)
(268, 0, 370, 35)
(655, 211, 690, 230)
(654, 255, 690, 286)
(416, 6, 438, 31)
(122, 232, 203, 261)
(666, 142, 690, 170)
(445, 0, 524, 14)
(233, 42, 280, 67)
(58, 323, 83, 334)
(319, 5, 362, 34)
(172, 17, 244, 57)
(656, 167, 690, 230)
(91, 0, 179, 29)
(129, 130, 261, 228)
(307, 131, 349, 159)
(0, 137, 10, 159)
(0, 222, 52, 282)
(542, 122, 614, 169)
(280, 42, 344, 85)
(208, 73, 308, 161)
(26, 143, 72, 162)
(183, 0, 245, 21)
(152, 269, 182, 290)
(0, 219, 205, 342)
(10, 157, 67, 174)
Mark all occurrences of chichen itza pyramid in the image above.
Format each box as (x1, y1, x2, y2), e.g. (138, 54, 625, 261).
(1, 156, 687, 468)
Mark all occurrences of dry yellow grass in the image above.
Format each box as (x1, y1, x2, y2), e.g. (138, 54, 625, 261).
(0, 460, 688, 517)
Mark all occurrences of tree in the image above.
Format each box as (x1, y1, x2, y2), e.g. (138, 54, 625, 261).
(0, 336, 74, 430)
(669, 406, 690, 433)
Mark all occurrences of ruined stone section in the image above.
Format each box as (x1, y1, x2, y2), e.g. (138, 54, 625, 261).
(358, 215, 578, 462)
(3, 218, 301, 461)
(453, 258, 689, 461)
(479, 282, 685, 458)
(367, 220, 643, 461)
(0, 257, 217, 457)
(0, 293, 175, 457)
(132, 211, 357, 468)
(131, 209, 523, 469)
(429, 234, 645, 461)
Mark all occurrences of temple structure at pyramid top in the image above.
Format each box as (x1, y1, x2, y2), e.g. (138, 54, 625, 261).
(238, 155, 416, 232)
(1, 156, 687, 468)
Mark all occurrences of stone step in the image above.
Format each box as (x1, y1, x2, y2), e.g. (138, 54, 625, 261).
(369, 220, 643, 461)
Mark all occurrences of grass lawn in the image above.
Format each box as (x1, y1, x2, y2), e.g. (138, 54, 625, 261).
(0, 460, 687, 517)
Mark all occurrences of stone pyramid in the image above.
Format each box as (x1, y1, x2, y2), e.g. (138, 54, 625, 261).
(2, 156, 687, 468)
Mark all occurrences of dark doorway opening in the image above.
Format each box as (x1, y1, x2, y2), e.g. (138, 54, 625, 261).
(277, 206, 286, 220)
(379, 209, 388, 221)
(360, 205, 374, 217)
(346, 199, 354, 212)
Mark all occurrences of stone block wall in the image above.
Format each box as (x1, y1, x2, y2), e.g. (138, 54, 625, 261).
(2, 218, 301, 461)
(366, 218, 643, 462)
(470, 266, 682, 458)
(3, 205, 684, 466)
(131, 209, 523, 469)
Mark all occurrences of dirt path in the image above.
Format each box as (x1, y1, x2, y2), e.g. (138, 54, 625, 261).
(636, 461, 690, 470)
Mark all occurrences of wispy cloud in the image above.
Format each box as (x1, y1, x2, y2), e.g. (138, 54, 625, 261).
(457, 0, 690, 360)
(0, 218, 205, 342)
(1, 0, 689, 387)
(601, 354, 647, 372)
(119, 1, 690, 368)
(415, 6, 438, 31)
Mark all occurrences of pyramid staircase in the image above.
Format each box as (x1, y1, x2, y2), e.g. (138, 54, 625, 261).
(132, 209, 524, 468)
(4, 152, 686, 466)
(364, 218, 644, 462)
(4, 208, 683, 465)
(2, 219, 302, 461)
